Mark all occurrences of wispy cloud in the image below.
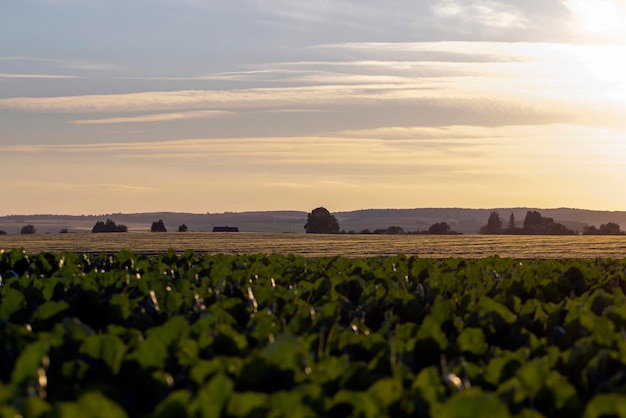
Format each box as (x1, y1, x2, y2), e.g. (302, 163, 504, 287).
(6, 123, 621, 164)
(2, 122, 625, 213)
(71, 110, 234, 125)
(432, 0, 528, 30)
(1, 41, 624, 136)
(0, 55, 114, 73)
(28, 182, 155, 192)
(0, 73, 79, 79)
(0, 84, 441, 112)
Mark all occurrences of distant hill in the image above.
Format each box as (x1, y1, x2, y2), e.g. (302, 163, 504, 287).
(1, 208, 626, 234)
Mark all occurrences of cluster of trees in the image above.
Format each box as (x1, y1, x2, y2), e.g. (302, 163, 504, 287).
(92, 219, 128, 233)
(481, 210, 625, 235)
(481, 211, 575, 235)
(376, 222, 461, 235)
(20, 225, 36, 235)
(5, 220, 190, 235)
(149, 220, 189, 232)
(365, 222, 460, 235)
(92, 219, 189, 233)
(304, 207, 461, 235)
(423, 221, 461, 235)
(582, 222, 625, 235)
(150, 220, 167, 232)
(0, 225, 38, 234)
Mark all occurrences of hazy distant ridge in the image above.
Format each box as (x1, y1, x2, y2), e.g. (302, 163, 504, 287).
(2, 208, 626, 235)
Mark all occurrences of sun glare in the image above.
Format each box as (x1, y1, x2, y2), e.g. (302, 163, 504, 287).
(567, 0, 626, 36)
(579, 45, 626, 103)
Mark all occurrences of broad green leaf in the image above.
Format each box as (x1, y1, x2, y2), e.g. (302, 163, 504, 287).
(18, 397, 51, 418)
(11, 341, 48, 385)
(0, 405, 21, 418)
(484, 352, 524, 387)
(41, 278, 63, 301)
(129, 316, 189, 369)
(53, 392, 128, 418)
(190, 357, 244, 385)
(411, 367, 446, 405)
(497, 377, 528, 406)
(109, 293, 131, 320)
(191, 374, 234, 417)
(416, 317, 448, 350)
(515, 360, 545, 398)
(176, 338, 199, 368)
(213, 323, 248, 354)
(458, 327, 488, 356)
(0, 383, 11, 405)
(226, 392, 268, 417)
(61, 317, 95, 341)
(0, 288, 26, 318)
(79, 334, 127, 374)
(153, 390, 192, 418)
(429, 297, 456, 325)
(268, 391, 317, 418)
(479, 296, 517, 327)
(367, 378, 403, 408)
(329, 390, 381, 418)
(163, 291, 183, 314)
(308, 356, 349, 385)
(583, 393, 626, 418)
(32, 300, 69, 322)
(438, 388, 511, 418)
(544, 370, 581, 414)
(129, 338, 167, 370)
(515, 409, 546, 418)
(261, 333, 300, 369)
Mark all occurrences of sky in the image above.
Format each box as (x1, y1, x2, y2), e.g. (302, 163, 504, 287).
(1, 0, 626, 215)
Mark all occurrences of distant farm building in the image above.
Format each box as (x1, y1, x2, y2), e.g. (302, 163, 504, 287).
(212, 226, 239, 232)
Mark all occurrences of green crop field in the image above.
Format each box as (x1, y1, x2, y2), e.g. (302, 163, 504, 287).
(2, 249, 626, 417)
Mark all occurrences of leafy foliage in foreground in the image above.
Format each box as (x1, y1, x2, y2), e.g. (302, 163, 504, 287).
(2, 250, 626, 417)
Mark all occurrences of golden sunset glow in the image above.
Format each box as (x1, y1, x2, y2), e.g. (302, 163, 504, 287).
(2, 1, 626, 215)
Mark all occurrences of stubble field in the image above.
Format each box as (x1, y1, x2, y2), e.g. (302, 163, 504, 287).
(2, 233, 626, 258)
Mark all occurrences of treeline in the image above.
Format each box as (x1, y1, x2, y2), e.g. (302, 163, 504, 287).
(582, 222, 625, 235)
(304, 208, 461, 234)
(3, 219, 189, 234)
(481, 210, 625, 235)
(91, 219, 189, 233)
(91, 219, 128, 233)
(356, 221, 461, 235)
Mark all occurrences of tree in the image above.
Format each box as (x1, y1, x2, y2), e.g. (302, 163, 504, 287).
(598, 222, 624, 235)
(92, 219, 128, 233)
(386, 226, 404, 235)
(427, 221, 452, 234)
(0, 230, 6, 235)
(507, 213, 516, 230)
(523, 211, 543, 229)
(178, 224, 189, 232)
(480, 211, 503, 234)
(20, 224, 36, 234)
(522, 211, 574, 235)
(583, 225, 598, 235)
(151, 220, 167, 232)
(304, 207, 340, 234)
